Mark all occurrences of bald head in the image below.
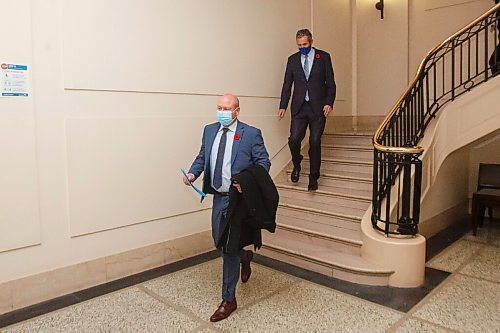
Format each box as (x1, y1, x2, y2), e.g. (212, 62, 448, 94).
(218, 94, 240, 109)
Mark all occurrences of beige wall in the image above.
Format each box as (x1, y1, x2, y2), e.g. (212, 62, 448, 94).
(0, 0, 40, 257)
(409, 0, 492, 76)
(355, 0, 493, 117)
(313, 0, 353, 117)
(0, 0, 313, 284)
(356, 0, 409, 117)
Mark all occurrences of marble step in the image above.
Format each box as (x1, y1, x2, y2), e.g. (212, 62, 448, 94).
(284, 172, 372, 195)
(277, 185, 370, 217)
(282, 182, 369, 198)
(322, 134, 373, 148)
(320, 145, 373, 160)
(260, 240, 393, 286)
(278, 204, 361, 231)
(301, 158, 372, 179)
(277, 206, 361, 239)
(285, 170, 372, 190)
(264, 223, 362, 256)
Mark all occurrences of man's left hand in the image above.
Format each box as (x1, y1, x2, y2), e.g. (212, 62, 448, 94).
(233, 183, 242, 193)
(323, 105, 333, 116)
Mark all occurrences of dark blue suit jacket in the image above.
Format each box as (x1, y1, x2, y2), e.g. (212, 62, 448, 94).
(188, 121, 271, 196)
(279, 48, 336, 116)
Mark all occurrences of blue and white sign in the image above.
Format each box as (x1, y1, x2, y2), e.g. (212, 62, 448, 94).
(1, 63, 29, 97)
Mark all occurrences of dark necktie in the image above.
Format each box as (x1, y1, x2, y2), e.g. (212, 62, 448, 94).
(213, 128, 229, 189)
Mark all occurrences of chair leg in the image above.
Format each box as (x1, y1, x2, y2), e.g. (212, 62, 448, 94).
(471, 195, 479, 236)
(479, 206, 486, 227)
(488, 207, 493, 220)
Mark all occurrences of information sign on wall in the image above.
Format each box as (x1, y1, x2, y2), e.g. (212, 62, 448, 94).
(1, 63, 29, 97)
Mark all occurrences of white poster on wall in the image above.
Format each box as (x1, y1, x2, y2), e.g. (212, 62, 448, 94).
(1, 63, 29, 97)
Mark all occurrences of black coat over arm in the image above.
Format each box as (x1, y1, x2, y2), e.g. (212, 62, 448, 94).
(218, 165, 279, 254)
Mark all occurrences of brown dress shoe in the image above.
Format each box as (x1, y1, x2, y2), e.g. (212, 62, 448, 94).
(210, 299, 237, 322)
(241, 250, 253, 283)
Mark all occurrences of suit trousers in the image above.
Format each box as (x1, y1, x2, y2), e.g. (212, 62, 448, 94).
(288, 101, 326, 180)
(212, 194, 248, 302)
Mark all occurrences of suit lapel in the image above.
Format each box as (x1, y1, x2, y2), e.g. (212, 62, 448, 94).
(293, 53, 307, 82)
(308, 48, 319, 81)
(205, 123, 220, 169)
(231, 121, 245, 166)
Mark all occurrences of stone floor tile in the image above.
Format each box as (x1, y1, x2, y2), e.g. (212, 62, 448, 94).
(461, 228, 489, 244)
(394, 318, 454, 333)
(2, 288, 198, 333)
(426, 240, 483, 272)
(142, 258, 299, 321)
(487, 228, 500, 247)
(460, 245, 500, 282)
(214, 281, 402, 333)
(195, 328, 218, 333)
(413, 275, 500, 333)
(490, 235, 500, 247)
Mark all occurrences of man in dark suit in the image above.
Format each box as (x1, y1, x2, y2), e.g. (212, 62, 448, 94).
(279, 29, 336, 191)
(183, 94, 271, 322)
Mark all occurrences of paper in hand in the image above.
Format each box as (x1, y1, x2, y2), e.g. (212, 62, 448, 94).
(181, 168, 207, 201)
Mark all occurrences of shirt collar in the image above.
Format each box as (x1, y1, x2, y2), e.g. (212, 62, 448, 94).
(219, 119, 238, 132)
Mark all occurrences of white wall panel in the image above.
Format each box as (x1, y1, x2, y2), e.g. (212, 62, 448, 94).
(61, 0, 310, 97)
(65, 117, 211, 236)
(0, 0, 41, 253)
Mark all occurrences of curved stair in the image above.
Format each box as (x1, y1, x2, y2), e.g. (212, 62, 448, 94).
(262, 132, 394, 285)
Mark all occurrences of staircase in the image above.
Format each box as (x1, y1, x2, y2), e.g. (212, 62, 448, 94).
(262, 132, 394, 285)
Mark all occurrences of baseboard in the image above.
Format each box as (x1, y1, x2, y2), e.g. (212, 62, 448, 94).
(0, 230, 213, 315)
(419, 201, 469, 238)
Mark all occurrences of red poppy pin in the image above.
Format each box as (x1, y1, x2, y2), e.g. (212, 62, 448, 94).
(234, 134, 241, 140)
(315, 54, 321, 59)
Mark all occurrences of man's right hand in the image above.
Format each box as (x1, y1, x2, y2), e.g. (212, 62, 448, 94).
(278, 109, 287, 119)
(182, 173, 195, 185)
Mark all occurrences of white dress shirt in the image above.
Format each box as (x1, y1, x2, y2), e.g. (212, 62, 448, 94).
(210, 120, 238, 192)
(301, 48, 315, 101)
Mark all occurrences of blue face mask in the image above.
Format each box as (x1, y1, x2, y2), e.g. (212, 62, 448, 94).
(216, 110, 234, 126)
(299, 47, 311, 55)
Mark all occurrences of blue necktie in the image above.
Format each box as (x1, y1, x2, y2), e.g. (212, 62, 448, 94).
(303, 54, 310, 79)
(304, 54, 310, 101)
(213, 128, 229, 189)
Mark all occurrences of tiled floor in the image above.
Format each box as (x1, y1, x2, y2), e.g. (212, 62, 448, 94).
(2, 220, 500, 333)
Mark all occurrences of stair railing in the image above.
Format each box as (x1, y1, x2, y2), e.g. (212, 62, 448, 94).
(372, 4, 500, 236)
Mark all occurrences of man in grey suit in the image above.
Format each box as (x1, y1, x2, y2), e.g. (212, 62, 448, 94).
(183, 94, 271, 322)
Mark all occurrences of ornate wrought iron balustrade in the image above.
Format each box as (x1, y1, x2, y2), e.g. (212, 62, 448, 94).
(372, 4, 500, 236)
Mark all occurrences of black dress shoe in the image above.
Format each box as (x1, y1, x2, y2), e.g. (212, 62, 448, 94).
(291, 168, 300, 183)
(308, 179, 318, 191)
